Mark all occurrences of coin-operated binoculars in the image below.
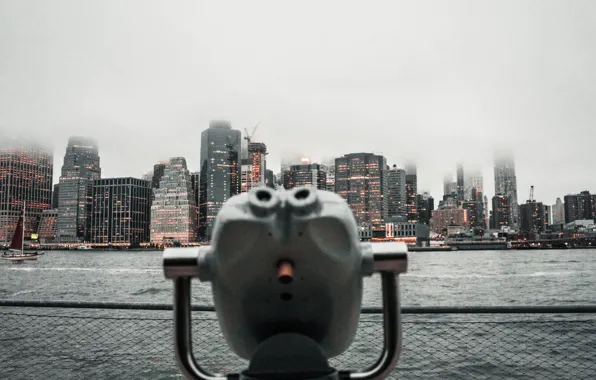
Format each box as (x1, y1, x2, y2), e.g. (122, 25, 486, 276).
(163, 186, 408, 380)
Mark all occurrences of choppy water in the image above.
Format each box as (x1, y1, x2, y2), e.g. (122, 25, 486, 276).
(1, 249, 595, 306)
(1, 249, 596, 379)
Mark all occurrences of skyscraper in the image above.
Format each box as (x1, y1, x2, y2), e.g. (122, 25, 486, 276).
(464, 170, 484, 201)
(551, 197, 565, 224)
(405, 163, 417, 222)
(520, 200, 546, 234)
(151, 157, 197, 244)
(564, 191, 595, 223)
(443, 173, 455, 198)
(37, 209, 58, 243)
(56, 136, 101, 243)
(0, 139, 53, 242)
(241, 142, 267, 193)
(494, 151, 519, 228)
(91, 177, 151, 244)
(282, 164, 327, 190)
(152, 162, 167, 190)
(387, 165, 406, 220)
(456, 163, 464, 202)
(416, 192, 434, 225)
(52, 184, 60, 209)
(198, 120, 241, 241)
(491, 194, 511, 230)
(265, 170, 275, 189)
(335, 153, 387, 226)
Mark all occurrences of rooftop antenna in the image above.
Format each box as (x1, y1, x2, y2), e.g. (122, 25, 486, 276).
(529, 185, 534, 202)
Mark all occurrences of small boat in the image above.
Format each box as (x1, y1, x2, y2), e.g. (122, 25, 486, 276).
(1, 202, 44, 262)
(76, 245, 92, 250)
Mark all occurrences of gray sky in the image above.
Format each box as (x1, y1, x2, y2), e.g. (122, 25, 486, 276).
(1, 0, 595, 205)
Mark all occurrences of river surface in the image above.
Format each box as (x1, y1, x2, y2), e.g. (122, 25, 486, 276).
(1, 249, 595, 306)
(1, 249, 595, 380)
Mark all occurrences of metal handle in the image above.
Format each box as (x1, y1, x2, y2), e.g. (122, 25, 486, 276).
(172, 277, 226, 380)
(349, 272, 402, 380)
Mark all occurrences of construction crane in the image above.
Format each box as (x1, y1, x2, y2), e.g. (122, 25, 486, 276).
(244, 123, 260, 145)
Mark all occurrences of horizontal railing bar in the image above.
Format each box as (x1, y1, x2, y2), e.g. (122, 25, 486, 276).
(2, 300, 596, 314)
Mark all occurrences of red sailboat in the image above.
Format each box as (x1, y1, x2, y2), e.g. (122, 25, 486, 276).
(2, 202, 44, 262)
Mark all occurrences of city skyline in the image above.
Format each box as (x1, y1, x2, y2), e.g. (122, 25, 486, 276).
(1, 133, 594, 208)
(3, 132, 596, 243)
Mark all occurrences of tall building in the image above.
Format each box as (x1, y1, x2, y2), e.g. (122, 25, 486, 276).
(56, 137, 101, 243)
(462, 200, 482, 229)
(37, 209, 58, 243)
(551, 197, 565, 224)
(416, 192, 434, 225)
(387, 165, 406, 220)
(564, 191, 595, 223)
(265, 170, 275, 189)
(405, 163, 417, 222)
(456, 163, 464, 202)
(464, 170, 483, 201)
(494, 151, 519, 227)
(520, 200, 546, 234)
(443, 173, 455, 198)
(430, 208, 468, 234)
(198, 121, 241, 241)
(283, 163, 327, 190)
(0, 140, 53, 242)
(335, 153, 387, 226)
(190, 172, 200, 238)
(320, 164, 335, 193)
(151, 157, 198, 244)
(491, 194, 511, 230)
(152, 162, 167, 190)
(52, 184, 60, 209)
(91, 177, 151, 244)
(241, 142, 267, 193)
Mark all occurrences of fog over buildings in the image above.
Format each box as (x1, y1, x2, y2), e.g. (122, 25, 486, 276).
(1, 0, 595, 205)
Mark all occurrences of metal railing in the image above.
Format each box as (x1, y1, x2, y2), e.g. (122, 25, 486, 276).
(1, 301, 595, 380)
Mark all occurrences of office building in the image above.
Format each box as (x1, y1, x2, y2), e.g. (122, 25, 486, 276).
(430, 208, 468, 234)
(551, 197, 565, 224)
(151, 157, 198, 244)
(520, 200, 546, 234)
(265, 170, 275, 189)
(494, 151, 519, 227)
(491, 194, 511, 229)
(37, 209, 58, 243)
(416, 192, 434, 225)
(91, 177, 151, 244)
(198, 121, 241, 241)
(405, 163, 417, 222)
(464, 170, 483, 201)
(52, 184, 60, 209)
(456, 163, 464, 202)
(387, 165, 406, 220)
(335, 153, 387, 226)
(564, 191, 595, 224)
(283, 163, 326, 190)
(0, 140, 53, 242)
(241, 142, 267, 193)
(56, 137, 101, 243)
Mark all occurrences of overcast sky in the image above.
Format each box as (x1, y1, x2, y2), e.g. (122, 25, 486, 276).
(1, 0, 595, 205)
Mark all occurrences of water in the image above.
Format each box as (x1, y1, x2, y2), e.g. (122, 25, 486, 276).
(1, 249, 596, 379)
(1, 249, 595, 306)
